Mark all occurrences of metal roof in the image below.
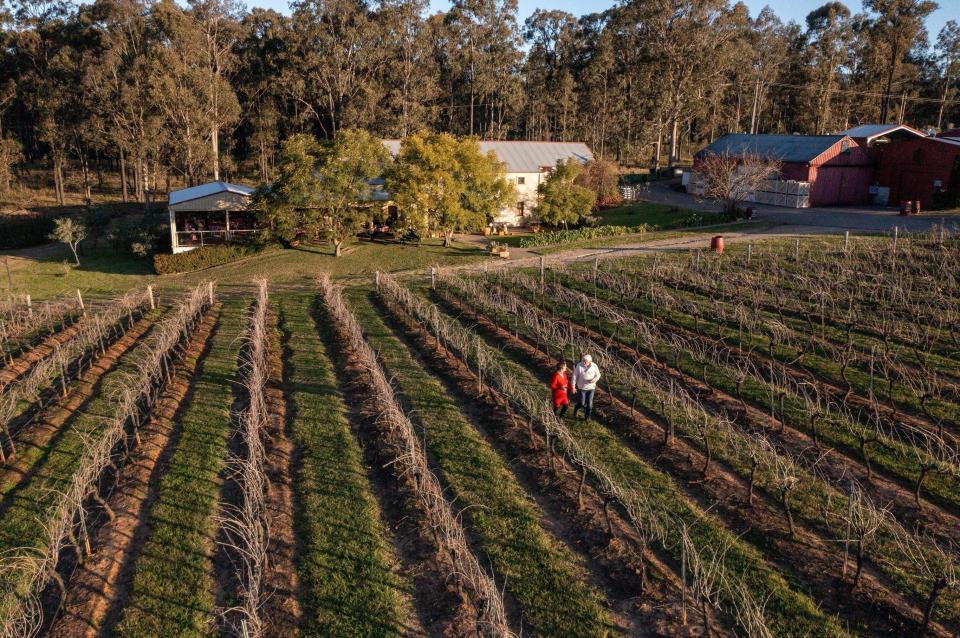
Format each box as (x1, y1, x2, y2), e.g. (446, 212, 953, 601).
(842, 124, 926, 143)
(168, 181, 255, 206)
(696, 134, 847, 163)
(381, 139, 593, 173)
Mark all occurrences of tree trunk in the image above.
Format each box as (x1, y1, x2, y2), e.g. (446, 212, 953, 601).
(334, 238, 343, 257)
(921, 577, 947, 637)
(69, 242, 80, 266)
(444, 229, 454, 247)
(120, 147, 128, 203)
(851, 542, 865, 590)
(782, 489, 796, 536)
(669, 117, 679, 168)
(880, 36, 901, 123)
(915, 465, 930, 509)
(937, 76, 950, 130)
(211, 126, 220, 181)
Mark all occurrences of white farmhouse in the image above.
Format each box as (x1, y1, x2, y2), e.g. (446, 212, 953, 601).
(381, 140, 594, 226)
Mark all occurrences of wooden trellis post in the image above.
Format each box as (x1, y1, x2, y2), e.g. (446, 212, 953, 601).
(147, 285, 155, 310)
(794, 239, 800, 262)
(26, 294, 32, 318)
(76, 289, 85, 315)
(539, 256, 545, 287)
(430, 267, 436, 290)
(374, 270, 380, 291)
(208, 281, 215, 304)
(747, 244, 752, 264)
(844, 231, 850, 252)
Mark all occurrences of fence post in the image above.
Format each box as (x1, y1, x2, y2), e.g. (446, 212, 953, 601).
(208, 281, 215, 305)
(76, 289, 85, 315)
(430, 267, 436, 290)
(375, 270, 380, 291)
(893, 225, 898, 251)
(592, 256, 598, 284)
(540, 256, 545, 287)
(26, 294, 32, 318)
(747, 244, 752, 264)
(794, 238, 800, 262)
(147, 285, 155, 310)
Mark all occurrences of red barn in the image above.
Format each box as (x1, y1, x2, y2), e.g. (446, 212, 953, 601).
(695, 134, 873, 206)
(843, 123, 926, 150)
(874, 136, 960, 208)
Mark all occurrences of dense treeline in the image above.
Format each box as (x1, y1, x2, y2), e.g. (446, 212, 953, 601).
(0, 0, 957, 204)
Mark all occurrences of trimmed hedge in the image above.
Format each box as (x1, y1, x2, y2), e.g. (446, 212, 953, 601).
(0, 214, 55, 249)
(153, 243, 263, 274)
(517, 224, 652, 248)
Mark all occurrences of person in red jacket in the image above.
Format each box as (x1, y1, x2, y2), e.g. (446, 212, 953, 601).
(550, 361, 571, 417)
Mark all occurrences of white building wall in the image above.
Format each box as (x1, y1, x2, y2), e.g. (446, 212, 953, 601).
(496, 171, 544, 226)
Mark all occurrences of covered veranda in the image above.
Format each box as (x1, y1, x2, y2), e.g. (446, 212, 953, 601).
(168, 181, 257, 253)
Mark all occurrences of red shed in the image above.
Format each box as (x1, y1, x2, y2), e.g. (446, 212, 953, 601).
(694, 134, 873, 206)
(874, 136, 960, 208)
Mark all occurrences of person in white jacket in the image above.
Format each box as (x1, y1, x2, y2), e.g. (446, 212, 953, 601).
(572, 354, 601, 420)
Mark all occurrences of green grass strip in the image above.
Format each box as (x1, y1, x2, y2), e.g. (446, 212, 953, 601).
(413, 286, 852, 638)
(115, 298, 244, 637)
(346, 288, 614, 638)
(278, 292, 410, 637)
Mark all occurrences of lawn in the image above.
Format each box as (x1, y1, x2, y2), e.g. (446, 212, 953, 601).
(1, 237, 486, 301)
(594, 200, 697, 227)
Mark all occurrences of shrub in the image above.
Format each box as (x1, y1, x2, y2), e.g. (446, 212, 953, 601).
(104, 214, 170, 257)
(517, 224, 652, 248)
(153, 243, 264, 274)
(677, 208, 745, 227)
(0, 214, 55, 249)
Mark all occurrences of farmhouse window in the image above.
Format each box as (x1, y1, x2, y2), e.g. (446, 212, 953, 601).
(517, 176, 526, 185)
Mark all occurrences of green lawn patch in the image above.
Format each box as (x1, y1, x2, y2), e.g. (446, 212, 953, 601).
(278, 292, 410, 637)
(345, 287, 613, 638)
(595, 201, 696, 227)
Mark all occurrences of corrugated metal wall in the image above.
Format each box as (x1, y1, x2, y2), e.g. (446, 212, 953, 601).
(875, 137, 960, 207)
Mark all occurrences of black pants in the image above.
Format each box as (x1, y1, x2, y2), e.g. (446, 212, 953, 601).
(555, 404, 568, 418)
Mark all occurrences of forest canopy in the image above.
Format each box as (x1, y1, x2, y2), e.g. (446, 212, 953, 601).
(0, 0, 955, 203)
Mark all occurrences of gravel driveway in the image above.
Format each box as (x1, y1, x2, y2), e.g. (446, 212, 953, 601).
(642, 182, 959, 233)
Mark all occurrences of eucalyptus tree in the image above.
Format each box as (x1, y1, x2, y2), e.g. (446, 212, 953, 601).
(803, 2, 856, 134)
(287, 0, 385, 137)
(378, 0, 440, 137)
(188, 0, 245, 181)
(235, 8, 291, 182)
(442, 0, 523, 138)
(522, 10, 582, 142)
(934, 20, 960, 129)
(863, 0, 939, 123)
